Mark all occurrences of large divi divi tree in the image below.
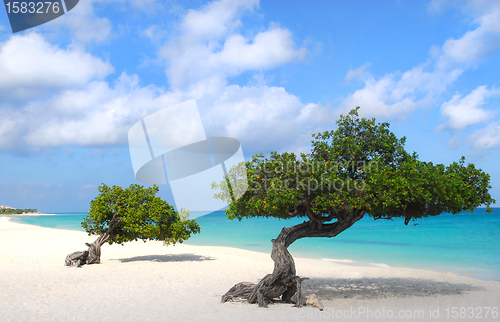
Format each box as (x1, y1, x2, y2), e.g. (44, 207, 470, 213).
(213, 107, 495, 307)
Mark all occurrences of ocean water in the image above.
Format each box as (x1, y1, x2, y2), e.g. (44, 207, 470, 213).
(10, 209, 500, 281)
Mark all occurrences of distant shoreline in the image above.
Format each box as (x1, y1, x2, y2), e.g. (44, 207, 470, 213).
(0, 213, 57, 217)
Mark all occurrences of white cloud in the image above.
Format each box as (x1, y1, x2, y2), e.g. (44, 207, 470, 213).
(202, 84, 318, 154)
(0, 0, 319, 156)
(441, 8, 500, 64)
(3, 0, 500, 156)
(141, 0, 314, 154)
(339, 0, 500, 121)
(439, 85, 499, 131)
(49, 0, 112, 44)
(208, 28, 306, 73)
(30, 74, 183, 147)
(0, 70, 321, 156)
(142, 25, 167, 42)
(345, 62, 372, 82)
(0, 32, 113, 97)
(39, 0, 166, 44)
(160, 0, 306, 89)
(180, 0, 258, 41)
(0, 73, 183, 150)
(339, 56, 460, 121)
(431, 1, 500, 66)
(467, 122, 500, 150)
(340, 69, 422, 119)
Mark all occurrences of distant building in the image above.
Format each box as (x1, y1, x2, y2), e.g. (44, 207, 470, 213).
(0, 206, 15, 209)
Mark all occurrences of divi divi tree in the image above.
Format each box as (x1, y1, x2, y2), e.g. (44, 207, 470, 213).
(65, 184, 200, 267)
(213, 108, 495, 307)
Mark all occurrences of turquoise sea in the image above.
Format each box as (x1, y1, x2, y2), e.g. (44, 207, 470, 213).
(11, 209, 500, 282)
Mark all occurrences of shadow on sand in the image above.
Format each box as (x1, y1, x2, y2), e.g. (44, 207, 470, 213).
(301, 277, 481, 300)
(116, 253, 215, 263)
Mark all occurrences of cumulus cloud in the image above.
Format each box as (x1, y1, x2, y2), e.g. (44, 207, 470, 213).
(43, 0, 163, 44)
(341, 72, 416, 119)
(202, 84, 319, 153)
(0, 73, 183, 151)
(339, 58, 462, 120)
(438, 85, 499, 131)
(180, 0, 257, 40)
(0, 0, 318, 156)
(2, 0, 500, 156)
(154, 0, 313, 153)
(440, 5, 500, 65)
(48, 0, 113, 44)
(0, 32, 113, 97)
(142, 25, 167, 43)
(339, 0, 500, 124)
(160, 0, 306, 89)
(0, 71, 320, 155)
(344, 62, 372, 82)
(207, 28, 306, 72)
(467, 122, 500, 151)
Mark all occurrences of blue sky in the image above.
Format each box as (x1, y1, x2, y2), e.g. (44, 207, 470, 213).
(1, 0, 500, 213)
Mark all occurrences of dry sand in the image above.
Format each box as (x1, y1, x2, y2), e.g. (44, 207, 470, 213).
(1, 217, 499, 322)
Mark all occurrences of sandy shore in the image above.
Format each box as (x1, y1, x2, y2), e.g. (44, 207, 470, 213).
(1, 217, 499, 322)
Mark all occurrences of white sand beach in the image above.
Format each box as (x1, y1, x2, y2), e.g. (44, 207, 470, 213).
(1, 217, 499, 322)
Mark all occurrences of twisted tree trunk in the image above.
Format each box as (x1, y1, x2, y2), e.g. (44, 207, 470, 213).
(65, 216, 119, 267)
(221, 225, 303, 307)
(221, 212, 364, 307)
(65, 233, 111, 267)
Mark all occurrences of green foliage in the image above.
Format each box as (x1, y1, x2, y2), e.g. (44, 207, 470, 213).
(0, 208, 38, 214)
(82, 184, 200, 245)
(213, 107, 495, 225)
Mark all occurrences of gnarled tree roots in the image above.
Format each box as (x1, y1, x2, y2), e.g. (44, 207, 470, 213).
(65, 234, 109, 267)
(221, 274, 308, 308)
(221, 224, 311, 307)
(221, 217, 363, 307)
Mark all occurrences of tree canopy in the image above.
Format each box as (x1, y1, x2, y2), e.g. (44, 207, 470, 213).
(0, 208, 38, 215)
(66, 184, 199, 267)
(215, 107, 494, 227)
(82, 184, 200, 245)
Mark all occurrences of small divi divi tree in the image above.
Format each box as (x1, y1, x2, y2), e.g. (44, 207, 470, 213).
(213, 107, 495, 307)
(65, 184, 200, 267)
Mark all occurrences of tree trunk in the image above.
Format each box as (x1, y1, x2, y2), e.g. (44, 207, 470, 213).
(65, 216, 119, 267)
(65, 233, 111, 267)
(221, 212, 364, 307)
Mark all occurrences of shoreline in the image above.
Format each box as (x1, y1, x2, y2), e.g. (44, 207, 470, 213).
(9, 216, 500, 284)
(1, 217, 500, 321)
(4, 216, 500, 284)
(0, 213, 57, 217)
(186, 241, 500, 284)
